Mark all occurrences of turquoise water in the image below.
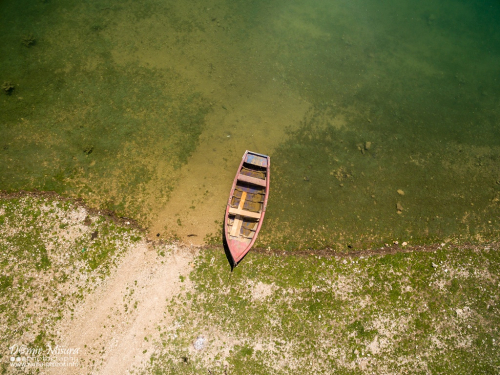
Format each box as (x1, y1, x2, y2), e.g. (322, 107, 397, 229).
(1, 0, 499, 249)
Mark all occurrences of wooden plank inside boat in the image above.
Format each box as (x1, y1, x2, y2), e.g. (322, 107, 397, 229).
(230, 191, 247, 237)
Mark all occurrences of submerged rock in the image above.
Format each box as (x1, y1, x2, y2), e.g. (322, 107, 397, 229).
(21, 33, 36, 47)
(2, 82, 14, 95)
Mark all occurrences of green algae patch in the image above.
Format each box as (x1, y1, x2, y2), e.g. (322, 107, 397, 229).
(0, 0, 211, 226)
(0, 60, 210, 225)
(257, 104, 500, 251)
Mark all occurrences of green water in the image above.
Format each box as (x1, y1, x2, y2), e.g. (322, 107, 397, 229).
(1, 0, 499, 249)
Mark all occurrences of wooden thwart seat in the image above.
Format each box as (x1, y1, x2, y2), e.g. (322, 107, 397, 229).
(228, 207, 261, 220)
(237, 173, 266, 187)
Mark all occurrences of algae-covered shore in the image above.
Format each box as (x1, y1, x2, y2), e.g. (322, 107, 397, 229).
(0, 194, 498, 374)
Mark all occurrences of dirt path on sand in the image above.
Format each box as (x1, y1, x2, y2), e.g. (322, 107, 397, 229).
(47, 241, 196, 375)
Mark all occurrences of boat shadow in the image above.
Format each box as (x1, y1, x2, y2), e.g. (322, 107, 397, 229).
(222, 233, 235, 272)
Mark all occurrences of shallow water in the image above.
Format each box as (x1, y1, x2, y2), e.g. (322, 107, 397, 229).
(1, 0, 499, 249)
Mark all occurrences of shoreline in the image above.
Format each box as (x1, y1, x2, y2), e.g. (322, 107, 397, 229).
(1, 189, 497, 260)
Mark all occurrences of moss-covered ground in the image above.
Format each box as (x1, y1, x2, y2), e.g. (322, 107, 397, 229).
(143, 243, 500, 374)
(0, 194, 142, 373)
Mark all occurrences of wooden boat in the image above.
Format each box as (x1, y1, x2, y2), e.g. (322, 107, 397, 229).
(225, 150, 270, 266)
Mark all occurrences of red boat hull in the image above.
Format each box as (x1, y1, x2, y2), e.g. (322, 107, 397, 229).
(224, 151, 270, 266)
